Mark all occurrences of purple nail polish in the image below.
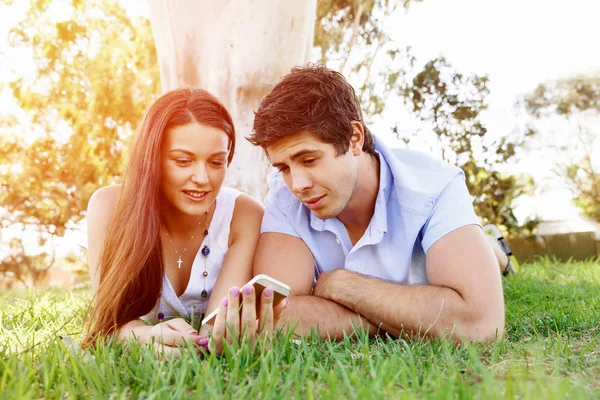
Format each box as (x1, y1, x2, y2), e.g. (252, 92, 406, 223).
(264, 288, 273, 297)
(230, 287, 239, 297)
(283, 299, 289, 308)
(243, 285, 253, 295)
(198, 338, 209, 346)
(222, 297, 228, 307)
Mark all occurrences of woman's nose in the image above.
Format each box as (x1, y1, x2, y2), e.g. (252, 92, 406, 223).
(190, 164, 209, 185)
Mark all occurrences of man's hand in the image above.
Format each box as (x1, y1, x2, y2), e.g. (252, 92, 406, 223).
(312, 269, 344, 301)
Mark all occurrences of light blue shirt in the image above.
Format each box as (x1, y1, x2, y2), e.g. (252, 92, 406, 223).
(261, 136, 481, 285)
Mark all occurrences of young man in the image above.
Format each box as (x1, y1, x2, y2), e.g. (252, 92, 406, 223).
(248, 65, 506, 342)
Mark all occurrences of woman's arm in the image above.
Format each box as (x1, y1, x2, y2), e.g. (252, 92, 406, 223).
(117, 319, 152, 343)
(86, 185, 121, 293)
(119, 318, 206, 357)
(204, 194, 264, 316)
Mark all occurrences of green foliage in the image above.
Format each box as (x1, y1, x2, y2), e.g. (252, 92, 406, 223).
(2, 0, 159, 232)
(402, 57, 534, 234)
(565, 155, 600, 222)
(403, 57, 490, 159)
(525, 74, 600, 117)
(0, 0, 159, 282)
(525, 72, 600, 222)
(1, 260, 599, 398)
(314, 0, 420, 116)
(463, 159, 535, 233)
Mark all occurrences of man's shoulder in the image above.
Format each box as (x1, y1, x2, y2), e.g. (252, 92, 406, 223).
(376, 140, 465, 218)
(383, 145, 463, 196)
(388, 147, 455, 171)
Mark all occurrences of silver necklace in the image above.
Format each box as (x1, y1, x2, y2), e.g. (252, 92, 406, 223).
(164, 209, 210, 269)
(157, 207, 213, 323)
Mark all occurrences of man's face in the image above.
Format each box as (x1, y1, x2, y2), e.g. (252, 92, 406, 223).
(267, 132, 359, 220)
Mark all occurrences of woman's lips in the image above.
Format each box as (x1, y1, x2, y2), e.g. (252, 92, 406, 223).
(182, 190, 209, 202)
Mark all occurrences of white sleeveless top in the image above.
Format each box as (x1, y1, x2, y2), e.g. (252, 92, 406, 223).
(142, 187, 243, 324)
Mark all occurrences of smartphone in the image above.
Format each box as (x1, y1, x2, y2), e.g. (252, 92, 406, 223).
(201, 274, 291, 326)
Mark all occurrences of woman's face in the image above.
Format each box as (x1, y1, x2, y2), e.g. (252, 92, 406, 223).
(160, 122, 230, 217)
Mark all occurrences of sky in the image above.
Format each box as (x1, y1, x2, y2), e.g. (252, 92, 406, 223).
(1, 0, 600, 257)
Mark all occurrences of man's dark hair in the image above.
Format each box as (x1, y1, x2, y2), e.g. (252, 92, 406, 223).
(248, 64, 375, 156)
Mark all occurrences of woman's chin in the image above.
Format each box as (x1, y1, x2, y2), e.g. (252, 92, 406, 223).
(181, 195, 216, 215)
(161, 191, 218, 219)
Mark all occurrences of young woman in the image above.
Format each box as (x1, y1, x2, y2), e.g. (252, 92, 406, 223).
(85, 88, 281, 357)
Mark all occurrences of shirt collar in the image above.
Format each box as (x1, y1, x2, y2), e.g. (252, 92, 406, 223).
(373, 149, 393, 234)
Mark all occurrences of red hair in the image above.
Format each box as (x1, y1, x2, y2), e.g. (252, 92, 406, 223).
(84, 88, 235, 344)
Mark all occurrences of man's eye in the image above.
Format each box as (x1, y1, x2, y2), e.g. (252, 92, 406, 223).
(278, 166, 289, 174)
(304, 159, 316, 165)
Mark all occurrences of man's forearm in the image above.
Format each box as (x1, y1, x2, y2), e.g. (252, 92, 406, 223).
(277, 294, 379, 339)
(322, 271, 503, 342)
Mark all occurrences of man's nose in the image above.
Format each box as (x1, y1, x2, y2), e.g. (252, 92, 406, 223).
(290, 169, 313, 194)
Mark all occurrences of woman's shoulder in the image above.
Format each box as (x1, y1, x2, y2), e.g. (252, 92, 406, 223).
(233, 193, 263, 216)
(223, 187, 264, 234)
(218, 186, 243, 199)
(87, 184, 122, 219)
(218, 186, 262, 213)
(86, 185, 123, 277)
(226, 193, 263, 246)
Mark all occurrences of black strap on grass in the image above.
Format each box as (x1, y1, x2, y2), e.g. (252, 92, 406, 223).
(503, 257, 512, 276)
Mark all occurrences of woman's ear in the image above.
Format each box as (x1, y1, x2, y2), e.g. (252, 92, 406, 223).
(349, 121, 365, 156)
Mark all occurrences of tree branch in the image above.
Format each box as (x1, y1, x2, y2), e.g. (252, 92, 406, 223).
(359, 29, 384, 104)
(339, 3, 364, 75)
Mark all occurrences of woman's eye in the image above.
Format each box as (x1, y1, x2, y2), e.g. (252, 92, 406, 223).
(175, 159, 192, 166)
(211, 160, 226, 167)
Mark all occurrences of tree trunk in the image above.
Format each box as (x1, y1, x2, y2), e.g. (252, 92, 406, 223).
(147, 0, 317, 199)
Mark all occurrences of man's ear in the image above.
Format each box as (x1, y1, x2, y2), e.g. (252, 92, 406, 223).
(349, 121, 364, 156)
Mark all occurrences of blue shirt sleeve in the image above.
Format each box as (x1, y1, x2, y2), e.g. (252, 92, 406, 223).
(420, 172, 481, 253)
(260, 192, 301, 238)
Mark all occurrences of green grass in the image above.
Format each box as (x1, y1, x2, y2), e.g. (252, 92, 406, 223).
(1, 258, 599, 399)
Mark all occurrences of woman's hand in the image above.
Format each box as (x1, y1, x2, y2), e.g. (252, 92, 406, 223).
(146, 318, 207, 359)
(209, 285, 288, 355)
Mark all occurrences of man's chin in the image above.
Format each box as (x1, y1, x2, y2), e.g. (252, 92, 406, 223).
(310, 208, 337, 221)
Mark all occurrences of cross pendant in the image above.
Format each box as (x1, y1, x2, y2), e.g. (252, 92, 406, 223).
(177, 257, 183, 269)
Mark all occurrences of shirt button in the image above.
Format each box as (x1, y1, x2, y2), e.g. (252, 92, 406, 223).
(336, 239, 341, 244)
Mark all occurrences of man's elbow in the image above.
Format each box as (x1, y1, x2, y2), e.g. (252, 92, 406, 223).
(457, 287, 505, 343)
(460, 312, 505, 343)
